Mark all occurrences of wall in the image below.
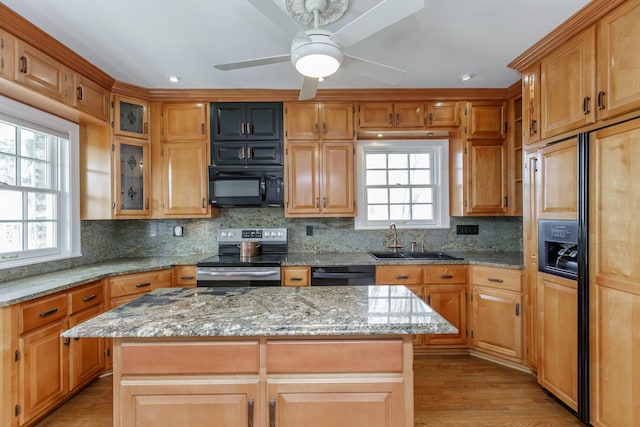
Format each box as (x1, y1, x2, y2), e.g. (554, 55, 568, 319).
(1, 208, 522, 282)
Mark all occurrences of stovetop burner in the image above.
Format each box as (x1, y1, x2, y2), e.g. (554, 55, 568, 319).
(197, 227, 288, 268)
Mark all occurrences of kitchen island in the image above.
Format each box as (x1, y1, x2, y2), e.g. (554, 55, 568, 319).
(63, 285, 456, 427)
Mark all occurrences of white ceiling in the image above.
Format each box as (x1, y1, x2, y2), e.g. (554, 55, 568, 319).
(2, 0, 591, 91)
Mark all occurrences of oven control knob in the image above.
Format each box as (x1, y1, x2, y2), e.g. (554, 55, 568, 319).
(227, 232, 234, 237)
(277, 231, 283, 237)
(220, 232, 227, 237)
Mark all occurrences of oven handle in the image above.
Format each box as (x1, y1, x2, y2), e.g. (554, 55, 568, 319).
(198, 271, 279, 277)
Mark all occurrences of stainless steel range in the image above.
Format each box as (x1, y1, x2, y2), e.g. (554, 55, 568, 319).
(196, 228, 287, 287)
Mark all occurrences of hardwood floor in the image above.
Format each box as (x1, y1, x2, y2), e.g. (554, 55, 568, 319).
(35, 355, 584, 426)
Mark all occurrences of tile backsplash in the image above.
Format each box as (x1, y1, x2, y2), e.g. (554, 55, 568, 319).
(2, 207, 522, 282)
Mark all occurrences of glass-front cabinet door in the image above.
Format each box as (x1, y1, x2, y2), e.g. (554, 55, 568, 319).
(113, 138, 149, 216)
(113, 95, 149, 140)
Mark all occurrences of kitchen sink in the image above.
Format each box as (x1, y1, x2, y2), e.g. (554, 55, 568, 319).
(369, 251, 463, 260)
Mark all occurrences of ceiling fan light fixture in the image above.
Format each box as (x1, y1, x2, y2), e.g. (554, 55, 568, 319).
(291, 30, 343, 78)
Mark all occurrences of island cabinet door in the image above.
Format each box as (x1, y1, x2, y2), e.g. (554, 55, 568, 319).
(266, 379, 405, 427)
(119, 380, 259, 427)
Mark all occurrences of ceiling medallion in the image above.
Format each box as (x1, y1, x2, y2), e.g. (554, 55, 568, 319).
(285, 0, 348, 26)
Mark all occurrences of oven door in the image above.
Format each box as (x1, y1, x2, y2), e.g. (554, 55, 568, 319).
(196, 266, 281, 287)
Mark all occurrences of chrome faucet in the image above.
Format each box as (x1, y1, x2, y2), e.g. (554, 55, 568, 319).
(386, 223, 404, 253)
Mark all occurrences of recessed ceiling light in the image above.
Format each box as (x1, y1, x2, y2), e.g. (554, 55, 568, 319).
(169, 76, 180, 83)
(459, 72, 475, 82)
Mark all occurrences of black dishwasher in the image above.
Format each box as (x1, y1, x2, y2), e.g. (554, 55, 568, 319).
(310, 265, 376, 286)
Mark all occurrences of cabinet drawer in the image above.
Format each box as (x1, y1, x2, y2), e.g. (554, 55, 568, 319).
(69, 281, 104, 314)
(109, 269, 172, 298)
(119, 341, 260, 375)
(281, 266, 310, 286)
(471, 266, 522, 292)
(266, 339, 403, 373)
(423, 265, 467, 284)
(376, 266, 422, 285)
(173, 265, 197, 287)
(19, 293, 68, 334)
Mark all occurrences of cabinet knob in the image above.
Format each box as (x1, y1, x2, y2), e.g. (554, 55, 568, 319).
(76, 86, 84, 101)
(388, 113, 393, 125)
(19, 55, 27, 73)
(583, 96, 591, 115)
(597, 91, 606, 111)
(241, 122, 245, 134)
(269, 398, 276, 427)
(200, 123, 205, 134)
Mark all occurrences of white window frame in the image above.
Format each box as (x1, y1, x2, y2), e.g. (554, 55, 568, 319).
(0, 96, 81, 269)
(355, 139, 450, 230)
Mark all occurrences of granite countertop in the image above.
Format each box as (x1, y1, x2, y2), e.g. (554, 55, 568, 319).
(283, 251, 524, 269)
(0, 255, 213, 307)
(0, 251, 523, 307)
(61, 285, 457, 339)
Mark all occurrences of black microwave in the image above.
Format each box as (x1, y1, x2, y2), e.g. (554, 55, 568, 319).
(208, 166, 284, 207)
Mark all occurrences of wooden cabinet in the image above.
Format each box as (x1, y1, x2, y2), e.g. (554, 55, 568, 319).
(426, 101, 460, 128)
(377, 265, 467, 349)
(212, 141, 282, 166)
(281, 266, 310, 286)
(267, 379, 404, 427)
(358, 102, 424, 129)
(66, 72, 110, 122)
(507, 96, 523, 216)
(285, 140, 355, 217)
(212, 102, 281, 141)
(596, 0, 640, 121)
(286, 102, 353, 140)
(540, 27, 596, 139)
(536, 137, 577, 220)
(589, 118, 640, 427)
(469, 266, 523, 362)
(537, 272, 578, 411)
(465, 138, 507, 214)
(14, 39, 67, 103)
(114, 95, 149, 140)
(0, 29, 14, 80)
(113, 137, 150, 217)
(522, 64, 541, 144)
(465, 101, 506, 139)
(162, 102, 207, 141)
(159, 102, 216, 218)
(173, 265, 197, 287)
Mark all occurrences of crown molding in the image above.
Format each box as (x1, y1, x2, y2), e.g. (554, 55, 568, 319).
(508, 0, 627, 71)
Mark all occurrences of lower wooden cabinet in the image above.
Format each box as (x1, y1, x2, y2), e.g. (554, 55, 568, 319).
(173, 265, 197, 287)
(68, 305, 104, 391)
(120, 379, 259, 427)
(281, 266, 310, 286)
(423, 284, 467, 346)
(537, 272, 578, 411)
(267, 379, 405, 427)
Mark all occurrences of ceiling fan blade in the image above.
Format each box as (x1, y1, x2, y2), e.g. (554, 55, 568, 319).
(299, 77, 318, 101)
(332, 0, 425, 47)
(214, 54, 290, 71)
(342, 55, 405, 85)
(247, 0, 303, 37)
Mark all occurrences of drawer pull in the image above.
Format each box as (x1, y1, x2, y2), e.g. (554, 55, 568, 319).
(248, 398, 254, 427)
(39, 307, 58, 318)
(135, 282, 151, 288)
(82, 294, 97, 302)
(63, 338, 71, 346)
(290, 277, 303, 281)
(395, 275, 409, 280)
(440, 274, 453, 279)
(19, 55, 27, 73)
(269, 398, 276, 427)
(488, 277, 504, 283)
(180, 276, 194, 280)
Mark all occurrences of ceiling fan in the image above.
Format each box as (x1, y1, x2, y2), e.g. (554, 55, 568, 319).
(214, 0, 425, 100)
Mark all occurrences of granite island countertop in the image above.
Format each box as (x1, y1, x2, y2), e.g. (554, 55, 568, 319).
(62, 285, 457, 338)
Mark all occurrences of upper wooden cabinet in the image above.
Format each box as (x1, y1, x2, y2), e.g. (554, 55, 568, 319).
(596, 0, 640, 120)
(465, 139, 508, 214)
(285, 102, 353, 140)
(426, 101, 460, 128)
(14, 38, 67, 102)
(162, 102, 208, 141)
(537, 137, 578, 220)
(465, 101, 506, 139)
(540, 27, 596, 140)
(0, 29, 15, 80)
(114, 95, 149, 140)
(358, 102, 424, 129)
(212, 102, 282, 141)
(66, 72, 110, 122)
(522, 64, 540, 145)
(162, 141, 209, 216)
(113, 137, 150, 217)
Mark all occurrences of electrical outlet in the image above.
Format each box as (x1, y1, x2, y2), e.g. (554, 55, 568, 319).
(456, 225, 479, 235)
(306, 225, 313, 236)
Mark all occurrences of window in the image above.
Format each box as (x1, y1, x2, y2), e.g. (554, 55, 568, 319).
(355, 139, 449, 230)
(0, 96, 80, 268)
